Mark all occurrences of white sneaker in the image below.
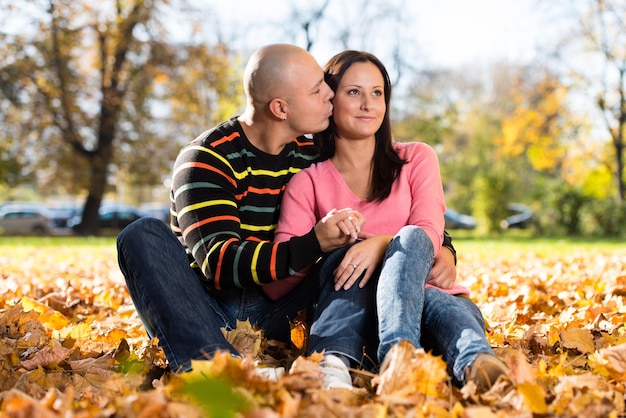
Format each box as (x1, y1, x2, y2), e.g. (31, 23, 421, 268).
(320, 354, 353, 390)
(255, 366, 285, 381)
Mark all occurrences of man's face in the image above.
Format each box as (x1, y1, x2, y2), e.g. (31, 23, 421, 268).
(283, 55, 334, 135)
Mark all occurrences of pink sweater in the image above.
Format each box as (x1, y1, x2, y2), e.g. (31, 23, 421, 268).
(265, 142, 469, 300)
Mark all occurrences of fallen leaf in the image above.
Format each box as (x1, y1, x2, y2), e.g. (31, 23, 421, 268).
(560, 327, 595, 354)
(20, 344, 72, 370)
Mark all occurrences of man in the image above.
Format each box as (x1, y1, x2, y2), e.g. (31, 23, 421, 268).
(116, 44, 457, 383)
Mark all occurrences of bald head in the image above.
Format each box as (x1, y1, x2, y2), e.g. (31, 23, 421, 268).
(243, 44, 317, 105)
(238, 44, 333, 141)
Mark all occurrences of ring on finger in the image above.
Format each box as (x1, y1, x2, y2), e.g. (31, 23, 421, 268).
(350, 263, 358, 269)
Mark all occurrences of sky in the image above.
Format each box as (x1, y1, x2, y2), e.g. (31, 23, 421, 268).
(197, 0, 563, 69)
(409, 1, 555, 67)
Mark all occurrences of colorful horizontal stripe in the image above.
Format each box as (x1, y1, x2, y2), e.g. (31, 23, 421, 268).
(169, 118, 320, 289)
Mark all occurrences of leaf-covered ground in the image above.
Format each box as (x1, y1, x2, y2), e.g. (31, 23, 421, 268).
(1, 239, 625, 417)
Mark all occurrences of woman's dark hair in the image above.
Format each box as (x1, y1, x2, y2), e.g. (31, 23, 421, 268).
(314, 50, 406, 202)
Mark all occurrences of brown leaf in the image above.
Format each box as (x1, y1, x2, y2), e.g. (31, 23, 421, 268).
(283, 353, 323, 392)
(20, 344, 72, 370)
(224, 319, 264, 358)
(68, 354, 115, 375)
(598, 343, 626, 381)
(560, 327, 595, 354)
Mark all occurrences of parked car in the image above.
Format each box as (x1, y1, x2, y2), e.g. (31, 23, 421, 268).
(47, 203, 83, 229)
(444, 208, 477, 230)
(0, 203, 53, 235)
(68, 203, 143, 231)
(139, 202, 171, 224)
(500, 203, 534, 229)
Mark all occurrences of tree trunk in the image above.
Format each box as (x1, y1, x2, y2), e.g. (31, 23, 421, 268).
(73, 145, 114, 235)
(617, 141, 625, 201)
(73, 80, 118, 235)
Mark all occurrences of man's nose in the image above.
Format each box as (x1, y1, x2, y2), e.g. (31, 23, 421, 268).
(323, 82, 334, 100)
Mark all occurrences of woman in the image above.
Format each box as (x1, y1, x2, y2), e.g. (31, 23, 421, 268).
(268, 50, 508, 392)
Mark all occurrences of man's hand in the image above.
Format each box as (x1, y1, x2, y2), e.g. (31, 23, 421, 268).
(314, 208, 365, 252)
(427, 246, 457, 289)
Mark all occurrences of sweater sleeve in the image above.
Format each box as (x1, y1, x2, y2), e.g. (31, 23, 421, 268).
(404, 143, 446, 255)
(172, 138, 322, 290)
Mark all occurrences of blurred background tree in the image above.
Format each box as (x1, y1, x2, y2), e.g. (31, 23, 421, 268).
(0, 0, 241, 234)
(0, 0, 624, 237)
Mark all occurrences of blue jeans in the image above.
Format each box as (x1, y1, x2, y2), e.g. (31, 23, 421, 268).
(376, 225, 494, 385)
(308, 245, 378, 369)
(117, 217, 376, 372)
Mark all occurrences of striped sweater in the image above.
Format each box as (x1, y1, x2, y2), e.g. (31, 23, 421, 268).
(170, 118, 323, 289)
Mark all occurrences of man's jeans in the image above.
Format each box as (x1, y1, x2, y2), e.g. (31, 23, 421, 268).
(376, 225, 494, 385)
(117, 217, 376, 372)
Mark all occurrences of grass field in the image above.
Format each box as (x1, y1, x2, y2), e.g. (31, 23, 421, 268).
(1, 233, 623, 251)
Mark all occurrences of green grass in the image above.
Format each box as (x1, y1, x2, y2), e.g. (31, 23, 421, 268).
(0, 235, 622, 257)
(452, 234, 625, 258)
(0, 236, 116, 247)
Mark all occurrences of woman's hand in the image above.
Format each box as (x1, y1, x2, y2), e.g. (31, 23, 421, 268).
(333, 234, 392, 291)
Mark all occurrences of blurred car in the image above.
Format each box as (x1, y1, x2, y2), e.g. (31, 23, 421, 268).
(500, 203, 534, 229)
(47, 203, 83, 229)
(0, 203, 53, 235)
(68, 203, 143, 231)
(444, 208, 477, 230)
(139, 202, 171, 224)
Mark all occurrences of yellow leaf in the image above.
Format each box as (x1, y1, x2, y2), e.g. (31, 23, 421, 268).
(373, 341, 449, 398)
(39, 310, 69, 330)
(58, 321, 93, 340)
(560, 327, 595, 354)
(518, 382, 548, 414)
(19, 296, 69, 330)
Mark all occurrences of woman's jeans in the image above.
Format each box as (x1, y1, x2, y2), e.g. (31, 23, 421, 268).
(116, 217, 377, 372)
(375, 225, 494, 385)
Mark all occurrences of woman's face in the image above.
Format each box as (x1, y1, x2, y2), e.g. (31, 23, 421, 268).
(331, 61, 386, 141)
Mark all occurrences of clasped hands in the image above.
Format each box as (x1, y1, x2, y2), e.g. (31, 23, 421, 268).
(314, 207, 456, 292)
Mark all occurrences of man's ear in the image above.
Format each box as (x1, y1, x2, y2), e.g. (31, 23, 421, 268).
(269, 98, 288, 121)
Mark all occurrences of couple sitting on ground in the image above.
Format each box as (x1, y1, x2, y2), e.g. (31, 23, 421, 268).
(117, 43, 509, 393)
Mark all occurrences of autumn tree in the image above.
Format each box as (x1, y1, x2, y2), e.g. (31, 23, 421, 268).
(0, 0, 241, 234)
(395, 64, 514, 221)
(394, 61, 582, 234)
(496, 69, 572, 176)
(555, 0, 626, 201)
